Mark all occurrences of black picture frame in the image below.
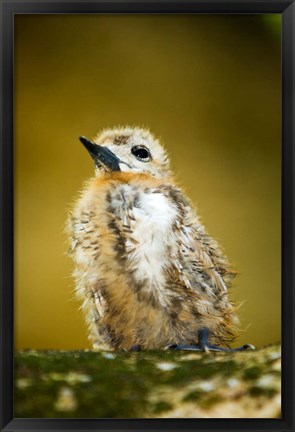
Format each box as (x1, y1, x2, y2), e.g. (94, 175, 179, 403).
(0, 0, 294, 431)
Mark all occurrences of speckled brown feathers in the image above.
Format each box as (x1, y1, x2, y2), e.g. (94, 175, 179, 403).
(67, 127, 240, 351)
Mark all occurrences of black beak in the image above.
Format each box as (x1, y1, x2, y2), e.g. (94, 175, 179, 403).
(79, 136, 121, 172)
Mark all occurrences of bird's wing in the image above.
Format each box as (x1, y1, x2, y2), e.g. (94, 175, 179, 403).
(67, 208, 109, 323)
(160, 185, 236, 298)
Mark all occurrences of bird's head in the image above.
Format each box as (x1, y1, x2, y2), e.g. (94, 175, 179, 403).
(79, 127, 172, 180)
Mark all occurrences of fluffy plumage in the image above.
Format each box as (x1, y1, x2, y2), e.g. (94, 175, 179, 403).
(67, 127, 239, 350)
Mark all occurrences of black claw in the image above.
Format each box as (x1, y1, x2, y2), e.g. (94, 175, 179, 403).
(233, 344, 256, 352)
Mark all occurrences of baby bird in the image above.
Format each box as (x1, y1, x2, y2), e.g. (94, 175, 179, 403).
(67, 127, 252, 352)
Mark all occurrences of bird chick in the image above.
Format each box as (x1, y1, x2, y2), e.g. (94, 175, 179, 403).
(67, 127, 251, 352)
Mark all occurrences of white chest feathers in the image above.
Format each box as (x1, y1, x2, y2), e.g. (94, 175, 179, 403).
(115, 187, 178, 288)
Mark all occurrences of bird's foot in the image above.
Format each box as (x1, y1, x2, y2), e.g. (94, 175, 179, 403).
(169, 328, 255, 353)
(169, 343, 254, 352)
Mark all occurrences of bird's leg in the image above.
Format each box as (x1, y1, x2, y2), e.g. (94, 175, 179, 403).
(130, 345, 141, 352)
(169, 328, 255, 352)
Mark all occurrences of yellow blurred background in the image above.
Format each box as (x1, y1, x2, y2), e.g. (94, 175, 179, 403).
(14, 14, 281, 350)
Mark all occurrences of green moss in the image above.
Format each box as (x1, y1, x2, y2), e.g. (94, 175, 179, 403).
(14, 351, 151, 418)
(182, 390, 204, 402)
(243, 366, 262, 380)
(249, 386, 277, 398)
(162, 359, 239, 387)
(151, 401, 173, 414)
(14, 347, 281, 418)
(198, 394, 223, 410)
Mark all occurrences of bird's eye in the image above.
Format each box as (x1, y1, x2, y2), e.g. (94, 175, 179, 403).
(131, 146, 152, 162)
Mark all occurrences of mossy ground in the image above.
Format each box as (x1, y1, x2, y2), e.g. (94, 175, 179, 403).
(14, 344, 281, 418)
